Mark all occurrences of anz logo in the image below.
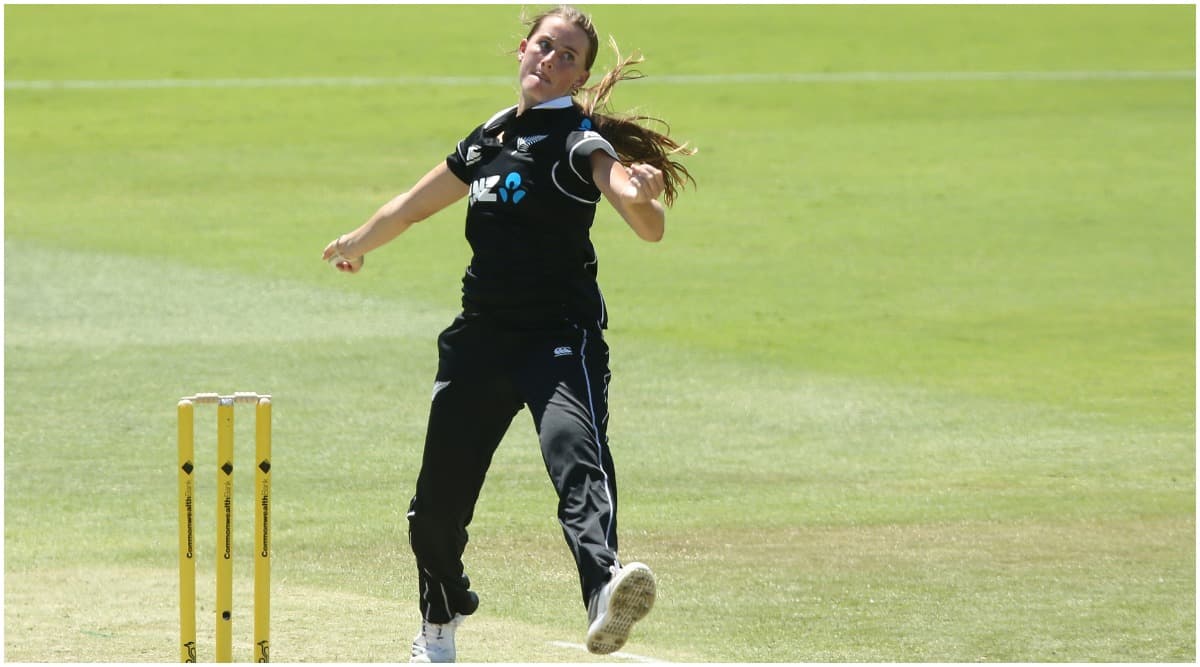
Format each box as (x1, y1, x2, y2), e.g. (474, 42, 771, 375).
(469, 171, 527, 206)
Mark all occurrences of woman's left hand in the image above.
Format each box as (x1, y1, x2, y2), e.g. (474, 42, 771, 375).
(622, 163, 665, 204)
(593, 152, 666, 242)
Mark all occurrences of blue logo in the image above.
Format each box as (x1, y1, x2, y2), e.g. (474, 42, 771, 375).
(579, 118, 592, 130)
(498, 171, 526, 204)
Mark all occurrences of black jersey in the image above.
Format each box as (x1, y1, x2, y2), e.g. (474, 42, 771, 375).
(445, 97, 619, 331)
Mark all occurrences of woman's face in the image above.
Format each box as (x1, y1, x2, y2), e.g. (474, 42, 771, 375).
(518, 16, 592, 107)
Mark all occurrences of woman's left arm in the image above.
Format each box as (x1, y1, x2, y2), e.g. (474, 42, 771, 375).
(591, 151, 666, 242)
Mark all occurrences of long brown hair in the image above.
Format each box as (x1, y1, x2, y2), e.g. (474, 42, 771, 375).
(524, 5, 696, 206)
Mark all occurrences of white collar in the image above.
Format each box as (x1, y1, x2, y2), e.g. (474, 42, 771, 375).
(531, 96, 574, 110)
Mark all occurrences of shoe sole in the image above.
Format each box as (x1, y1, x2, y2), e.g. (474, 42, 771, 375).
(586, 563, 656, 655)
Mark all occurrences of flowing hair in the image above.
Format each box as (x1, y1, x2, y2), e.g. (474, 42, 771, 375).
(523, 5, 696, 206)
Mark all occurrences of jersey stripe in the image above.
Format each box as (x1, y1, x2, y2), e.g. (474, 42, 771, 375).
(551, 160, 602, 205)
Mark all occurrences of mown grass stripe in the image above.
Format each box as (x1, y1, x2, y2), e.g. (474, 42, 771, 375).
(6, 70, 1194, 91)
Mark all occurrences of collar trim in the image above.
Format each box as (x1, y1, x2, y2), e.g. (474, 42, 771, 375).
(531, 96, 574, 110)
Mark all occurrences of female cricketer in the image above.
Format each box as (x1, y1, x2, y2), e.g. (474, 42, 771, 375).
(321, 5, 694, 662)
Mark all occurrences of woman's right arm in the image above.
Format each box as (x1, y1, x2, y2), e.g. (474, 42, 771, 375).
(322, 162, 468, 273)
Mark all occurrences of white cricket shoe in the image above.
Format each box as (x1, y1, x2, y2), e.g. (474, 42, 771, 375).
(586, 562, 656, 654)
(410, 615, 464, 663)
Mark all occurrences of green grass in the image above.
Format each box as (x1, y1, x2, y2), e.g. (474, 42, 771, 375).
(5, 4, 1194, 662)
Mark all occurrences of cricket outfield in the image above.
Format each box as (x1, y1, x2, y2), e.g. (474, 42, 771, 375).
(4, 5, 1194, 661)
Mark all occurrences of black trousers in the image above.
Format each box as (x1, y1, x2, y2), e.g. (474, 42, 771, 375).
(407, 314, 620, 623)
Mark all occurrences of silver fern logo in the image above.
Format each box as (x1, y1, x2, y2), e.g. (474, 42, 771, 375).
(516, 134, 549, 152)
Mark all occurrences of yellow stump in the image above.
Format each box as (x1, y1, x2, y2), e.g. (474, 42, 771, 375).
(253, 397, 272, 663)
(216, 399, 235, 663)
(177, 400, 197, 663)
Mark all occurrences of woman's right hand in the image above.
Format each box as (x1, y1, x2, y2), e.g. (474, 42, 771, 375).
(322, 236, 365, 274)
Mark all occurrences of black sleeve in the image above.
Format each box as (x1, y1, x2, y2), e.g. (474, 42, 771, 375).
(565, 129, 619, 185)
(551, 129, 619, 204)
(445, 124, 486, 184)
